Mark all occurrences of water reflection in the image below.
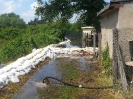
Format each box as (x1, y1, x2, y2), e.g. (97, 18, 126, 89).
(13, 59, 62, 99)
(13, 37, 91, 99)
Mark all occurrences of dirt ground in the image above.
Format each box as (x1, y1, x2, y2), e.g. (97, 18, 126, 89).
(0, 57, 51, 99)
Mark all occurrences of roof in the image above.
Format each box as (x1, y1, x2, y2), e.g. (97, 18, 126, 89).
(97, 1, 133, 17)
(97, 4, 111, 16)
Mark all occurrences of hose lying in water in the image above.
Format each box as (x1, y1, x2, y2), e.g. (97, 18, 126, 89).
(43, 76, 113, 89)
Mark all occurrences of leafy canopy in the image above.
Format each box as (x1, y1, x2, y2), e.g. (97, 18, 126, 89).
(36, 0, 106, 28)
(0, 12, 26, 28)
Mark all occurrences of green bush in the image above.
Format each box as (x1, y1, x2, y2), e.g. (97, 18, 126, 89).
(102, 43, 112, 75)
(1, 28, 21, 39)
(0, 23, 62, 63)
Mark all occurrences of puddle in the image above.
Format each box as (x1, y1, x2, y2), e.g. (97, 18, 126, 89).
(13, 56, 91, 99)
(13, 37, 92, 99)
(12, 59, 62, 99)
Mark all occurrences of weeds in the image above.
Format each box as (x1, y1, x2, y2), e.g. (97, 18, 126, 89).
(37, 58, 115, 99)
(101, 43, 112, 75)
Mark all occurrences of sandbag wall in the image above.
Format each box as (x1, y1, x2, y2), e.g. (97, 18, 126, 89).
(0, 39, 98, 88)
(0, 40, 74, 88)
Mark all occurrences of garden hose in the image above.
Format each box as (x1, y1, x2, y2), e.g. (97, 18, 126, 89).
(43, 76, 113, 89)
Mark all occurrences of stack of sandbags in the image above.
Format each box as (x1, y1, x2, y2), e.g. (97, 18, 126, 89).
(0, 39, 87, 88)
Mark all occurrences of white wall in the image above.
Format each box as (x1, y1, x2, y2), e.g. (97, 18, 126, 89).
(100, 9, 119, 58)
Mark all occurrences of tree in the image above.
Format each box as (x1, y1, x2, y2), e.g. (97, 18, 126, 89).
(28, 17, 45, 25)
(0, 12, 26, 28)
(35, 0, 106, 28)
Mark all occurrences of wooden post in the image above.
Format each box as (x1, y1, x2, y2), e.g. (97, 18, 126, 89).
(87, 33, 89, 47)
(93, 32, 96, 54)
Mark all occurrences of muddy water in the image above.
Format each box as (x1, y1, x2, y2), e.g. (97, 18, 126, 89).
(13, 37, 91, 99)
(12, 59, 62, 99)
(13, 56, 91, 99)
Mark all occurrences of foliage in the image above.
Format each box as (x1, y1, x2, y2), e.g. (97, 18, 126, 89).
(36, 0, 106, 28)
(0, 28, 22, 40)
(101, 43, 112, 75)
(0, 22, 64, 63)
(69, 19, 84, 31)
(0, 12, 26, 28)
(28, 17, 45, 25)
(0, 28, 26, 48)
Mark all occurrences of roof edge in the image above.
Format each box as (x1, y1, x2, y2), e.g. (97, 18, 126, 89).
(97, 4, 111, 16)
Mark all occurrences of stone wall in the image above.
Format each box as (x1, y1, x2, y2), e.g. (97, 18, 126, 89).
(117, 28, 133, 62)
(112, 28, 133, 82)
(112, 28, 129, 90)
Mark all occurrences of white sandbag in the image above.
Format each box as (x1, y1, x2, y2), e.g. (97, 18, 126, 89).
(31, 51, 38, 57)
(41, 55, 46, 62)
(53, 49, 61, 55)
(17, 71, 26, 76)
(28, 60, 35, 68)
(24, 68, 31, 74)
(22, 60, 32, 69)
(36, 48, 43, 54)
(25, 53, 33, 60)
(1, 66, 12, 73)
(10, 61, 21, 69)
(0, 74, 9, 87)
(41, 50, 47, 56)
(14, 71, 21, 77)
(37, 58, 43, 63)
(0, 69, 4, 75)
(16, 57, 26, 64)
(10, 76, 19, 83)
(16, 66, 24, 72)
(49, 52, 55, 59)
(43, 47, 50, 53)
(30, 64, 35, 68)
(31, 57, 37, 63)
(32, 48, 36, 52)
(34, 59, 40, 65)
(0, 78, 4, 88)
(3, 65, 12, 72)
(33, 54, 41, 60)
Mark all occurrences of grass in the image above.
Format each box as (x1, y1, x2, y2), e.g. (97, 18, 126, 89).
(1, 56, 132, 99)
(37, 58, 116, 99)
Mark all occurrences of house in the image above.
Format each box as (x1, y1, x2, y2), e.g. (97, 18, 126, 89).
(98, 0, 133, 62)
(98, 0, 133, 89)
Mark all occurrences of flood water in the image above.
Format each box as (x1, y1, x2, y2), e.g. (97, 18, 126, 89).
(13, 37, 92, 99)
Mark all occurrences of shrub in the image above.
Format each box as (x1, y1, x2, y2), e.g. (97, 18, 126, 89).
(101, 43, 112, 75)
